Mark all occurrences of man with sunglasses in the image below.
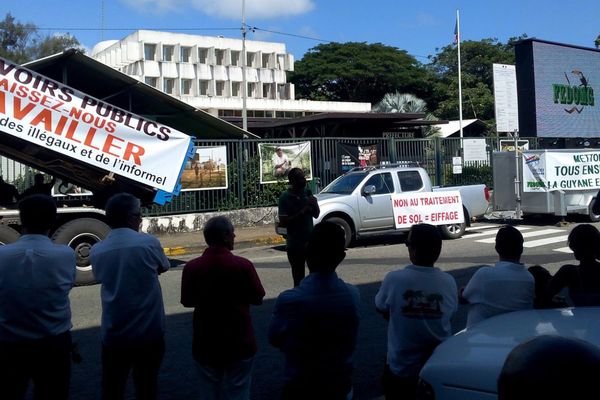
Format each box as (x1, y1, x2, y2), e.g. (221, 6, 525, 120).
(375, 224, 457, 400)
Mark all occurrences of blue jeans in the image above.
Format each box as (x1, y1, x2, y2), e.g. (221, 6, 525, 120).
(196, 357, 254, 400)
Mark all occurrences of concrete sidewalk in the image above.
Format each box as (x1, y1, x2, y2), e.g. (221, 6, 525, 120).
(156, 224, 285, 257)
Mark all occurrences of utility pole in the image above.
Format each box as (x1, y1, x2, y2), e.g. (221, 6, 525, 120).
(241, 0, 248, 132)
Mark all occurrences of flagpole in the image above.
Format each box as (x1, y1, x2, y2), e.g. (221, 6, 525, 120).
(456, 9, 464, 141)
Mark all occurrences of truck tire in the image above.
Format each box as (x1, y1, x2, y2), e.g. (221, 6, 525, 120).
(589, 198, 600, 222)
(326, 217, 353, 248)
(0, 225, 20, 244)
(439, 222, 466, 240)
(52, 218, 110, 286)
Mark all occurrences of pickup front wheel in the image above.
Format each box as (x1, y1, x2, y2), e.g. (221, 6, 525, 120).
(439, 222, 466, 240)
(325, 217, 353, 248)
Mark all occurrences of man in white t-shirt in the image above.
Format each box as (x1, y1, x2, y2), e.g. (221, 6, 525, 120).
(375, 224, 457, 400)
(461, 225, 534, 327)
(272, 147, 290, 177)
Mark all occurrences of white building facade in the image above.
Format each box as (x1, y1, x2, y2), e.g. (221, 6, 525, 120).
(92, 30, 370, 118)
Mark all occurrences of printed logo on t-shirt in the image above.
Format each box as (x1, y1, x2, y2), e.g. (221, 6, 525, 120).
(401, 289, 444, 319)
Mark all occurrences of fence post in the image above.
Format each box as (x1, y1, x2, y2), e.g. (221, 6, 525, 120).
(435, 137, 443, 186)
(237, 140, 244, 207)
(388, 136, 397, 163)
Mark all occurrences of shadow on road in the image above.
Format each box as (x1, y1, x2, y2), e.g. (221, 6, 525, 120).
(66, 264, 483, 400)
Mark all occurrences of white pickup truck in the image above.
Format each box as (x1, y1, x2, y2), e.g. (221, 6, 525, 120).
(305, 164, 490, 246)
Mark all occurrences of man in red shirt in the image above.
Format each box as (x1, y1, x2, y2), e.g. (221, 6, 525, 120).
(181, 216, 265, 400)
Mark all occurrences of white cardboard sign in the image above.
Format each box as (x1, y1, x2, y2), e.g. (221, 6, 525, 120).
(392, 191, 464, 228)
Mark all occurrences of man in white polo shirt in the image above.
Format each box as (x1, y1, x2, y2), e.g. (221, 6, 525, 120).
(461, 225, 535, 327)
(0, 194, 76, 399)
(91, 193, 170, 400)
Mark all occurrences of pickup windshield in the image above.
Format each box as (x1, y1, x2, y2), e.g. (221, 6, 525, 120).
(321, 172, 368, 194)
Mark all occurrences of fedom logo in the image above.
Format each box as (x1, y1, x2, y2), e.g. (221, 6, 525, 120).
(552, 70, 595, 114)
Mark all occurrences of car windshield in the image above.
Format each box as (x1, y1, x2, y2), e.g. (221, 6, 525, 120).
(320, 172, 368, 194)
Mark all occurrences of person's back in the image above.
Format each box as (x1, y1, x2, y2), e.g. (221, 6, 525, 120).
(462, 226, 534, 327)
(92, 230, 168, 344)
(0, 177, 19, 207)
(269, 221, 360, 399)
(23, 174, 55, 198)
(0, 195, 76, 399)
(90, 193, 169, 400)
(498, 335, 600, 400)
(375, 224, 457, 400)
(181, 216, 265, 367)
(547, 224, 600, 306)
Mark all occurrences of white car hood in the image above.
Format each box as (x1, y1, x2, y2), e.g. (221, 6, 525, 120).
(420, 307, 600, 394)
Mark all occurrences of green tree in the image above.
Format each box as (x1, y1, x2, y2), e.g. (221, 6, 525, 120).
(427, 37, 525, 123)
(595, 34, 600, 49)
(0, 13, 36, 64)
(289, 42, 434, 104)
(0, 13, 83, 64)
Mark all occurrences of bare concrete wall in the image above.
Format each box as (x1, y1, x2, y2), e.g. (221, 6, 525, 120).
(141, 206, 277, 235)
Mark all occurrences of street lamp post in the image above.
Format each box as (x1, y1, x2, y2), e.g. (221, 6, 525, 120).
(241, 0, 248, 132)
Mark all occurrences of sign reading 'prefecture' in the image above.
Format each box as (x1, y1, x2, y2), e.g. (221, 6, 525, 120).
(0, 56, 192, 193)
(392, 191, 464, 229)
(523, 150, 600, 192)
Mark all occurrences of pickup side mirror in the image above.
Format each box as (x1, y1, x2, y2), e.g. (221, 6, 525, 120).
(363, 185, 376, 196)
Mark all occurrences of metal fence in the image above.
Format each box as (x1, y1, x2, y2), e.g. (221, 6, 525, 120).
(0, 136, 543, 216)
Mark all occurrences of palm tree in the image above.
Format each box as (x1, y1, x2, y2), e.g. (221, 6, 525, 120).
(373, 92, 440, 137)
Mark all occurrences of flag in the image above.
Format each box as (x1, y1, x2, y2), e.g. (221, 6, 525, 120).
(453, 20, 459, 44)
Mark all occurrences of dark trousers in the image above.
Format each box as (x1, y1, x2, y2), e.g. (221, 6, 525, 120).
(281, 379, 351, 400)
(287, 247, 307, 287)
(102, 337, 165, 400)
(0, 331, 72, 400)
(382, 365, 418, 400)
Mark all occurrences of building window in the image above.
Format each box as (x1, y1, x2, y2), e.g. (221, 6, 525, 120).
(164, 78, 175, 94)
(247, 82, 256, 97)
(144, 44, 156, 60)
(180, 47, 191, 62)
(199, 80, 209, 96)
(232, 82, 241, 97)
(215, 81, 225, 97)
(198, 48, 208, 64)
(262, 83, 272, 99)
(262, 53, 270, 68)
(231, 51, 240, 66)
(144, 77, 157, 87)
(162, 45, 174, 62)
(181, 79, 192, 95)
(215, 49, 225, 65)
(277, 84, 287, 99)
(247, 52, 256, 67)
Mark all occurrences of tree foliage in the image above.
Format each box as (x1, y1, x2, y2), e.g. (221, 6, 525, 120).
(289, 42, 434, 103)
(0, 13, 83, 64)
(426, 37, 522, 123)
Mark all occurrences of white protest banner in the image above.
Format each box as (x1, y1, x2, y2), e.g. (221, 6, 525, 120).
(523, 150, 600, 192)
(0, 56, 192, 193)
(392, 191, 464, 229)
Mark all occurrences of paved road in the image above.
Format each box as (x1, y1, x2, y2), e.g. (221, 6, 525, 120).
(62, 220, 586, 399)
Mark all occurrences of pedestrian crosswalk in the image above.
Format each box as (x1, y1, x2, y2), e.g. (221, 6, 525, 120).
(463, 224, 573, 253)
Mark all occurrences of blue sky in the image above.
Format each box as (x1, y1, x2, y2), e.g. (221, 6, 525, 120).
(3, 0, 599, 62)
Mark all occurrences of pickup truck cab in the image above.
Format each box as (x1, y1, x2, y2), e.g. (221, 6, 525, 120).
(312, 164, 490, 246)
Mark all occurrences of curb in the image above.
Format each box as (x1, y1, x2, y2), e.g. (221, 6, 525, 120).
(163, 235, 285, 257)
